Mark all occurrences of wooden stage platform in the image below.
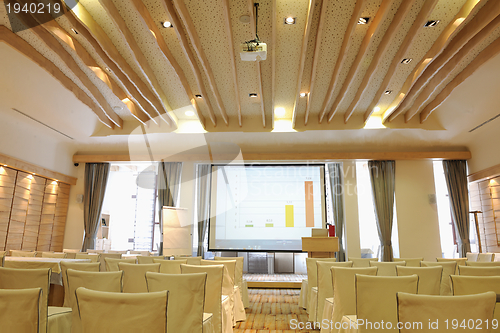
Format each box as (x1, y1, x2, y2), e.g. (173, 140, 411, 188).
(244, 274, 306, 289)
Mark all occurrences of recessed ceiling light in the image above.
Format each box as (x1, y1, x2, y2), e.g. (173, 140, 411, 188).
(249, 93, 258, 98)
(384, 90, 392, 95)
(162, 21, 173, 28)
(195, 94, 202, 99)
(401, 58, 412, 64)
(284, 17, 296, 25)
(358, 17, 370, 25)
(299, 92, 307, 98)
(274, 107, 286, 117)
(105, 67, 112, 72)
(71, 28, 78, 34)
(185, 110, 195, 117)
(424, 20, 440, 27)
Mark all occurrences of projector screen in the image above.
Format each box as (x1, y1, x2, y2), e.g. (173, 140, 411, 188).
(208, 164, 326, 252)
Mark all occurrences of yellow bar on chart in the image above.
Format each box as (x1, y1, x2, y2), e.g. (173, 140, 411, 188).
(285, 205, 294, 227)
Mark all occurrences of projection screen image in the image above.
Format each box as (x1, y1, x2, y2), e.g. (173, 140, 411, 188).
(208, 164, 326, 251)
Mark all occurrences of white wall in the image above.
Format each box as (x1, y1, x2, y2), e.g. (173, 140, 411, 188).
(395, 160, 442, 261)
(343, 161, 362, 259)
(63, 165, 85, 250)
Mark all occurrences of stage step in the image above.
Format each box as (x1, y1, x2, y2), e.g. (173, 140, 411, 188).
(244, 273, 306, 289)
(246, 280, 302, 289)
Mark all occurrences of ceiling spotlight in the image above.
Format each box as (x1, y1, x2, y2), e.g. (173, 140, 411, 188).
(195, 94, 202, 99)
(162, 21, 173, 28)
(424, 20, 440, 27)
(384, 90, 392, 95)
(401, 58, 412, 64)
(299, 92, 307, 98)
(249, 93, 258, 98)
(105, 67, 112, 72)
(185, 110, 195, 117)
(71, 28, 78, 34)
(284, 17, 296, 25)
(358, 17, 370, 25)
(274, 107, 286, 117)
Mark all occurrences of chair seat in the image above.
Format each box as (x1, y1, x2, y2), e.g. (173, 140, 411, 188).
(48, 306, 72, 333)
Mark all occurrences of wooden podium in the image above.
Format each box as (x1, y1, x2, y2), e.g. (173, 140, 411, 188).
(302, 237, 339, 258)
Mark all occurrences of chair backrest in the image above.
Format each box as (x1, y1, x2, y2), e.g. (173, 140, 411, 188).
(397, 292, 496, 332)
(355, 275, 418, 333)
(331, 267, 378, 327)
(41, 252, 67, 258)
(436, 257, 467, 274)
(60, 262, 101, 307)
(129, 250, 150, 256)
(202, 259, 236, 285)
(201, 259, 235, 302)
(108, 250, 127, 254)
(478, 253, 495, 262)
(104, 257, 136, 272)
(66, 269, 123, 333)
(466, 252, 479, 262)
(215, 256, 244, 289)
(306, 257, 338, 306)
(0, 251, 5, 266)
(316, 261, 353, 326)
(420, 261, 456, 295)
(370, 261, 406, 276)
(181, 264, 224, 333)
(99, 253, 122, 271)
(146, 272, 207, 333)
(136, 256, 155, 264)
(396, 266, 442, 295)
(87, 249, 104, 254)
(10, 250, 36, 257)
(394, 258, 423, 267)
(119, 263, 160, 293)
(75, 253, 100, 263)
(153, 259, 187, 274)
(451, 275, 500, 295)
(458, 265, 500, 276)
(0, 288, 43, 333)
(466, 261, 500, 267)
(175, 255, 202, 265)
(75, 288, 168, 333)
(349, 258, 379, 267)
(0, 267, 50, 333)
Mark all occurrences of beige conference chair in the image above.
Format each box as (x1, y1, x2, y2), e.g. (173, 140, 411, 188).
(458, 265, 500, 276)
(0, 250, 6, 266)
(129, 250, 150, 256)
(153, 259, 187, 274)
(66, 269, 123, 333)
(396, 266, 442, 295)
(119, 263, 160, 293)
(137, 256, 156, 264)
(306, 258, 338, 314)
(436, 257, 467, 274)
(348, 258, 378, 267)
(41, 252, 67, 258)
(315, 261, 353, 324)
(175, 255, 202, 265)
(394, 257, 423, 267)
(76, 288, 168, 333)
(107, 250, 128, 254)
(478, 253, 496, 262)
(466, 261, 500, 267)
(420, 261, 456, 295)
(104, 257, 136, 272)
(355, 275, 418, 333)
(466, 252, 479, 262)
(0, 288, 43, 333)
(181, 264, 227, 333)
(325, 267, 378, 333)
(0, 267, 72, 333)
(397, 291, 496, 332)
(87, 249, 104, 254)
(215, 256, 248, 308)
(75, 253, 100, 263)
(146, 271, 214, 333)
(370, 261, 406, 276)
(60, 262, 100, 307)
(451, 275, 500, 332)
(10, 249, 36, 257)
(63, 249, 81, 259)
(98, 253, 122, 271)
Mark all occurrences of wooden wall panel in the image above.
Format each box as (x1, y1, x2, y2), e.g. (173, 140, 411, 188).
(5, 171, 31, 250)
(470, 177, 500, 253)
(23, 175, 46, 251)
(0, 167, 17, 250)
(37, 182, 58, 251)
(50, 183, 70, 251)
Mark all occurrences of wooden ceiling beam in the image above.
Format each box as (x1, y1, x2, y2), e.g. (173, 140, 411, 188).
(292, 0, 316, 128)
(406, 14, 500, 122)
(54, 0, 166, 124)
(364, 0, 438, 122)
(326, 0, 397, 123)
(161, 0, 218, 126)
(129, 0, 206, 128)
(318, 0, 364, 123)
(222, 0, 242, 127)
(271, 0, 276, 128)
(0, 26, 115, 128)
(400, 0, 500, 122)
(420, 36, 500, 123)
(97, 0, 176, 126)
(172, 0, 229, 126)
(384, 0, 482, 122)
(344, 0, 415, 123)
(11, 7, 123, 128)
(305, 0, 328, 126)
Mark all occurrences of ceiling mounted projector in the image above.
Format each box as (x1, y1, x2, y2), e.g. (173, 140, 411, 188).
(240, 3, 266, 62)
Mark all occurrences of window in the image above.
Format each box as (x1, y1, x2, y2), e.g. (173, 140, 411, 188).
(356, 161, 400, 259)
(101, 163, 158, 251)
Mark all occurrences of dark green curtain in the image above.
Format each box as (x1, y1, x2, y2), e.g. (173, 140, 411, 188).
(368, 160, 396, 262)
(327, 163, 346, 261)
(82, 163, 110, 251)
(443, 160, 471, 257)
(157, 162, 183, 255)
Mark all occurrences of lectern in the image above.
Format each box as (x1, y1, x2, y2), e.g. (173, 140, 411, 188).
(301, 237, 339, 258)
